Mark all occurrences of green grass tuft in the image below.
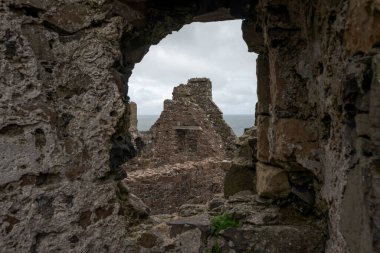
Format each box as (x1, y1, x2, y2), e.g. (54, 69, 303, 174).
(211, 213, 240, 236)
(211, 242, 221, 253)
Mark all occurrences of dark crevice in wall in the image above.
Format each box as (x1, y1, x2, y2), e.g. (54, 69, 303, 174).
(321, 113, 332, 140)
(108, 30, 137, 181)
(42, 21, 75, 36)
(109, 116, 136, 180)
(8, 3, 45, 18)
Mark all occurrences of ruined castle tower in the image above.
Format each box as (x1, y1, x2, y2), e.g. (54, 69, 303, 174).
(149, 78, 236, 165)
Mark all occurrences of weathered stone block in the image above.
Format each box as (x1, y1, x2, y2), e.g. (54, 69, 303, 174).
(224, 164, 256, 198)
(233, 126, 257, 166)
(355, 113, 370, 137)
(268, 50, 308, 114)
(219, 225, 325, 253)
(269, 50, 289, 111)
(257, 115, 270, 163)
(129, 101, 137, 128)
(179, 204, 206, 217)
(370, 55, 380, 144)
(220, 160, 232, 171)
(43, 3, 107, 34)
(242, 20, 265, 53)
(271, 118, 318, 165)
(256, 163, 290, 198)
(128, 192, 150, 219)
(167, 214, 210, 238)
(138, 232, 157, 248)
(345, 0, 380, 53)
(256, 54, 271, 115)
(21, 25, 54, 62)
(341, 166, 373, 253)
(124, 159, 225, 214)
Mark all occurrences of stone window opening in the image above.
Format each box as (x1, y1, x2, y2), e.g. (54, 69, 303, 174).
(175, 128, 200, 154)
(123, 20, 258, 216)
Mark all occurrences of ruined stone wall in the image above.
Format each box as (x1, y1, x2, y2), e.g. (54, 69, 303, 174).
(0, 2, 242, 251)
(0, 0, 379, 252)
(129, 101, 138, 137)
(125, 159, 228, 214)
(0, 1, 132, 252)
(244, 1, 380, 252)
(148, 78, 236, 165)
(173, 78, 236, 150)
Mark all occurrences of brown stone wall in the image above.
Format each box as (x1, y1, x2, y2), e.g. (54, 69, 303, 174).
(129, 101, 138, 136)
(0, 1, 131, 252)
(0, 3, 242, 251)
(244, 1, 380, 252)
(125, 159, 227, 214)
(1, 0, 379, 252)
(148, 78, 236, 165)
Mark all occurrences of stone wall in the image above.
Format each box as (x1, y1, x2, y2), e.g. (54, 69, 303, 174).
(245, 1, 380, 252)
(124, 159, 228, 214)
(0, 1, 131, 252)
(129, 101, 138, 137)
(224, 126, 257, 198)
(0, 0, 379, 252)
(146, 78, 236, 165)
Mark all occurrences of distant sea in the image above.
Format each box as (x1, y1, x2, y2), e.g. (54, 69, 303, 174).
(137, 114, 254, 137)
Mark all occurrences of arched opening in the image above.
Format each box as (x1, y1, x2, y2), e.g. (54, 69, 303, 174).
(128, 20, 257, 136)
(124, 20, 258, 215)
(111, 3, 328, 252)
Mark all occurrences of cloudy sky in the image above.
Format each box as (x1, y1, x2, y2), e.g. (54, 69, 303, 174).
(128, 20, 258, 115)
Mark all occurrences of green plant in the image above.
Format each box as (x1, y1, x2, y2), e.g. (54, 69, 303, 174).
(206, 213, 240, 253)
(205, 241, 221, 253)
(211, 213, 240, 236)
(211, 242, 221, 253)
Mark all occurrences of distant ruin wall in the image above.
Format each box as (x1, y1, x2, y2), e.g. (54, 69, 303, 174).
(124, 159, 229, 214)
(129, 101, 138, 137)
(146, 78, 236, 165)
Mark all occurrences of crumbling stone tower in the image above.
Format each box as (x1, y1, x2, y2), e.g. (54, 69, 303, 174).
(149, 78, 236, 165)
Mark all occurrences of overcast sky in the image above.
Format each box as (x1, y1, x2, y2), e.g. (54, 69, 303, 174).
(128, 20, 258, 115)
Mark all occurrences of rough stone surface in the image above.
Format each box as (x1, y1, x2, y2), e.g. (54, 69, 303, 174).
(0, 1, 130, 252)
(124, 159, 226, 214)
(123, 79, 237, 216)
(128, 192, 151, 219)
(139, 78, 236, 165)
(125, 192, 326, 253)
(256, 163, 291, 198)
(233, 126, 257, 167)
(257, 115, 270, 162)
(224, 127, 257, 198)
(271, 118, 318, 170)
(1, 0, 380, 252)
(224, 164, 256, 198)
(129, 101, 138, 137)
(256, 54, 270, 115)
(345, 0, 380, 53)
(249, 1, 380, 251)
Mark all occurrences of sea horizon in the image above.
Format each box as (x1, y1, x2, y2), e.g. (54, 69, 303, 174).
(136, 114, 255, 136)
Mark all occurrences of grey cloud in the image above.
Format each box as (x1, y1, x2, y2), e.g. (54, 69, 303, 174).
(128, 20, 257, 115)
